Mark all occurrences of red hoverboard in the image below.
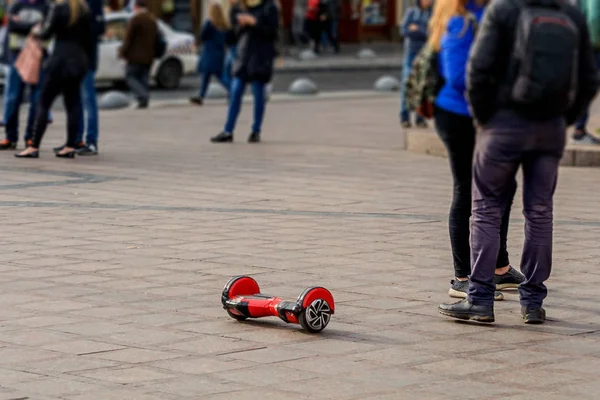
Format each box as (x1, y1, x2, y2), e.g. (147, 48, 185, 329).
(221, 276, 335, 333)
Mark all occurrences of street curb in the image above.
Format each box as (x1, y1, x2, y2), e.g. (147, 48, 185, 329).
(275, 62, 401, 73)
(149, 90, 396, 109)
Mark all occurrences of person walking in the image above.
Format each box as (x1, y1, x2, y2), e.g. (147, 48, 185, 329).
(0, 0, 49, 151)
(430, 0, 525, 301)
(318, 0, 339, 53)
(439, 0, 598, 324)
(15, 0, 93, 159)
(222, 0, 242, 90)
(210, 0, 278, 144)
(571, 0, 600, 144)
(304, 0, 322, 53)
(400, 0, 432, 128)
(119, 0, 158, 109)
(70, 0, 104, 155)
(190, 2, 229, 106)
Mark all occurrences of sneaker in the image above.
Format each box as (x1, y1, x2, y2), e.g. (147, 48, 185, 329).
(54, 142, 85, 154)
(248, 132, 261, 143)
(571, 131, 600, 145)
(494, 266, 525, 290)
(211, 132, 233, 143)
(77, 143, 98, 156)
(449, 279, 504, 301)
(0, 139, 16, 150)
(439, 299, 495, 323)
(522, 307, 546, 324)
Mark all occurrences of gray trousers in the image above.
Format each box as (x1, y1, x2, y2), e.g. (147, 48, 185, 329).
(126, 63, 151, 104)
(467, 110, 566, 308)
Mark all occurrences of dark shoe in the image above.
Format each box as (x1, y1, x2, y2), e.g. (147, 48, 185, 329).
(571, 131, 600, 145)
(439, 299, 495, 323)
(54, 142, 85, 154)
(522, 307, 546, 324)
(77, 143, 98, 156)
(0, 139, 16, 150)
(56, 151, 76, 159)
(15, 150, 39, 158)
(415, 120, 428, 128)
(248, 132, 261, 143)
(211, 132, 233, 143)
(401, 120, 411, 129)
(448, 279, 504, 301)
(494, 266, 526, 290)
(137, 100, 149, 109)
(190, 97, 203, 106)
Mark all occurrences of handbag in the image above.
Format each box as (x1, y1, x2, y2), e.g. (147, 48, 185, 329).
(15, 36, 42, 85)
(405, 45, 442, 120)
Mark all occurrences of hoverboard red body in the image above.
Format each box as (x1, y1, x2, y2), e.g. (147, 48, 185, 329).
(221, 275, 335, 333)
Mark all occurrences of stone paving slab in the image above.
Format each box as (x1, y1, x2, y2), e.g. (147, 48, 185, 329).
(0, 96, 600, 399)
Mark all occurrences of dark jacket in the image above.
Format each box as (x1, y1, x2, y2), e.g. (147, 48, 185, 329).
(86, 0, 105, 71)
(400, 1, 432, 55)
(8, 0, 48, 52)
(120, 10, 158, 66)
(35, 2, 93, 80)
(232, 0, 278, 83)
(225, 3, 241, 46)
(467, 0, 599, 125)
(197, 20, 226, 74)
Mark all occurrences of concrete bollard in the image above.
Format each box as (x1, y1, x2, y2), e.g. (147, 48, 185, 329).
(98, 91, 131, 110)
(298, 49, 318, 61)
(205, 82, 228, 99)
(289, 78, 318, 95)
(374, 75, 401, 92)
(357, 48, 377, 59)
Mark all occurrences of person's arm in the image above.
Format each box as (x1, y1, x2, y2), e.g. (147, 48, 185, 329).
(249, 2, 278, 41)
(119, 15, 137, 58)
(34, 3, 62, 40)
(199, 20, 213, 41)
(400, 8, 415, 36)
(565, 12, 599, 125)
(93, 0, 106, 38)
(466, 5, 502, 125)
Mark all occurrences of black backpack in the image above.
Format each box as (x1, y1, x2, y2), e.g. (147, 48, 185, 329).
(509, 0, 579, 115)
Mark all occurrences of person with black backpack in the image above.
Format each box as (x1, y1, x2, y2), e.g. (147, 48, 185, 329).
(439, 0, 599, 324)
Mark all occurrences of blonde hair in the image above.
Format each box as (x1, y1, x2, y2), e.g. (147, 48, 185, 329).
(427, 0, 485, 51)
(56, 0, 88, 26)
(209, 3, 229, 30)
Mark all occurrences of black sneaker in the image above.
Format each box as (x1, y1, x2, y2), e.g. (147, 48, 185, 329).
(439, 299, 495, 323)
(449, 279, 504, 301)
(0, 139, 16, 150)
(77, 143, 98, 156)
(522, 307, 546, 324)
(211, 132, 233, 143)
(248, 132, 261, 143)
(494, 266, 525, 290)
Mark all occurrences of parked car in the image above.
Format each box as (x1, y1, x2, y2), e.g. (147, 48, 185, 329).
(99, 12, 197, 89)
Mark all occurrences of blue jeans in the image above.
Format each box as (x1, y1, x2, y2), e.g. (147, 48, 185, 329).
(224, 77, 266, 134)
(574, 51, 600, 131)
(222, 47, 237, 90)
(76, 70, 99, 145)
(321, 19, 338, 47)
(199, 72, 229, 98)
(400, 50, 423, 123)
(4, 53, 43, 143)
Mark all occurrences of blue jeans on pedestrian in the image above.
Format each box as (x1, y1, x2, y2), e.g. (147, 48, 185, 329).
(574, 51, 600, 132)
(400, 50, 423, 124)
(199, 72, 229, 98)
(76, 70, 99, 146)
(222, 47, 237, 90)
(468, 110, 566, 308)
(224, 77, 266, 134)
(321, 19, 338, 47)
(4, 53, 43, 143)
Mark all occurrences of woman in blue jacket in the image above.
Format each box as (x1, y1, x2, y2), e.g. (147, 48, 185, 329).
(400, 0, 432, 128)
(430, 0, 525, 300)
(190, 3, 229, 106)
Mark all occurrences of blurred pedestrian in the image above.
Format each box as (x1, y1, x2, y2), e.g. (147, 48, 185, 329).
(211, 0, 278, 143)
(318, 0, 339, 53)
(15, 0, 93, 159)
(119, 0, 159, 109)
(431, 0, 525, 301)
(304, 0, 321, 53)
(440, 0, 598, 324)
(190, 2, 229, 106)
(0, 0, 49, 151)
(400, 0, 432, 128)
(222, 0, 242, 89)
(63, 0, 104, 156)
(571, 0, 600, 144)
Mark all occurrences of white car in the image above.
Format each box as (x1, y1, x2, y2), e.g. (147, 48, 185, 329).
(99, 12, 197, 89)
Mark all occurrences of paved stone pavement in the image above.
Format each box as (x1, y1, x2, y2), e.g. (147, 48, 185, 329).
(1, 95, 600, 400)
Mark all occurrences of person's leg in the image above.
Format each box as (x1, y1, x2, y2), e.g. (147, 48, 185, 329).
(25, 80, 43, 144)
(83, 70, 99, 146)
(224, 78, 245, 133)
(250, 81, 266, 135)
(325, 19, 339, 52)
(3, 62, 25, 144)
(126, 64, 149, 106)
(433, 107, 476, 280)
(61, 78, 84, 149)
(199, 73, 211, 99)
(2, 64, 13, 126)
(30, 73, 62, 149)
(140, 65, 151, 106)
